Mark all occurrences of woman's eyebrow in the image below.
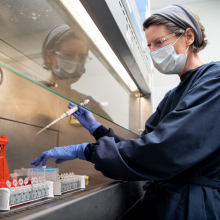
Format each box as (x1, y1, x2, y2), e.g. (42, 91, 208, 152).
(147, 36, 162, 47)
(154, 36, 163, 42)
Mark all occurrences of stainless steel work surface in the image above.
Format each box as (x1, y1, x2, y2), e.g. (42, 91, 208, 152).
(0, 177, 146, 220)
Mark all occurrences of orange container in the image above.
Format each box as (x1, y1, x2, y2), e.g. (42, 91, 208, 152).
(0, 135, 10, 181)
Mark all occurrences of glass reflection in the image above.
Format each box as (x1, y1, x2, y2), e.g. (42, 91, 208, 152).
(42, 24, 90, 81)
(41, 24, 113, 123)
(0, 0, 148, 134)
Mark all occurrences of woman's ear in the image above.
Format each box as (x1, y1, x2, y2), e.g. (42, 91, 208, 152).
(184, 28, 195, 47)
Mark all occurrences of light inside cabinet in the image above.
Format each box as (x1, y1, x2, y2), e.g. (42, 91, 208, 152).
(60, 0, 138, 92)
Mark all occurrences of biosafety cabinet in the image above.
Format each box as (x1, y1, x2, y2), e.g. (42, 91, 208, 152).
(0, 0, 152, 219)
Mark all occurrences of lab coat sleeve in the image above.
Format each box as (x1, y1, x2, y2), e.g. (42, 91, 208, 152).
(92, 74, 220, 181)
(92, 90, 171, 141)
(93, 125, 125, 142)
(84, 126, 125, 162)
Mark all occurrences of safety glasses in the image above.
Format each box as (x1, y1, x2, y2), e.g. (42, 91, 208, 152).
(148, 33, 176, 52)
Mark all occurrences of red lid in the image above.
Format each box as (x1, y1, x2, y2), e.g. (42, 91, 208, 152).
(0, 135, 9, 145)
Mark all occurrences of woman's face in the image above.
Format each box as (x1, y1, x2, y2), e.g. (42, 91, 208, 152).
(47, 38, 88, 70)
(145, 24, 188, 54)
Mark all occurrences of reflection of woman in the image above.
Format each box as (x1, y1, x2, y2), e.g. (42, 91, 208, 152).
(33, 5, 220, 219)
(42, 24, 89, 82)
(41, 24, 111, 121)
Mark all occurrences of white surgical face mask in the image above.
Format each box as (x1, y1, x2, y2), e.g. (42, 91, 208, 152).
(53, 59, 85, 79)
(150, 34, 189, 75)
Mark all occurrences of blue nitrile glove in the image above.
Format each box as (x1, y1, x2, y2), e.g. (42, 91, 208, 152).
(68, 102, 101, 135)
(30, 143, 89, 166)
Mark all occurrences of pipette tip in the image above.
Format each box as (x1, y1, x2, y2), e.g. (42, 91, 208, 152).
(36, 128, 46, 135)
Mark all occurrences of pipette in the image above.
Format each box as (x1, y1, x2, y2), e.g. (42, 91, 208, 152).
(36, 99, 91, 135)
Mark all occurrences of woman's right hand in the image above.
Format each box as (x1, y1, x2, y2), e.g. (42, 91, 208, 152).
(68, 102, 101, 134)
(30, 143, 89, 166)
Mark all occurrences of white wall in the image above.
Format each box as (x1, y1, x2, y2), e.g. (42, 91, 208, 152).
(152, 0, 220, 110)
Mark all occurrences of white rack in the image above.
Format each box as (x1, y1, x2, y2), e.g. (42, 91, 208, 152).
(0, 170, 87, 211)
(54, 175, 86, 195)
(0, 181, 54, 211)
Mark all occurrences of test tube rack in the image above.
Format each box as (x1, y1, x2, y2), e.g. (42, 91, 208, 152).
(0, 168, 86, 211)
(26, 168, 86, 195)
(54, 173, 86, 196)
(0, 179, 53, 211)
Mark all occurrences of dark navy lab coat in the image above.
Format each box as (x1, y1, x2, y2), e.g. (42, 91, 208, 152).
(85, 62, 220, 219)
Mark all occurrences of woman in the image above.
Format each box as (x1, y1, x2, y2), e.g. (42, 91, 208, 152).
(32, 4, 220, 219)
